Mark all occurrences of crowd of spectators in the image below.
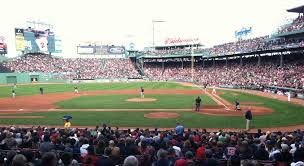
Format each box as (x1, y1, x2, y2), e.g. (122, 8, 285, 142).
(1, 54, 141, 79)
(278, 15, 304, 34)
(144, 55, 304, 89)
(208, 36, 269, 56)
(141, 35, 304, 58)
(0, 125, 304, 166)
(101, 59, 141, 79)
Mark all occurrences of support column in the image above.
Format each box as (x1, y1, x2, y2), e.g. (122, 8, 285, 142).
(225, 57, 228, 67)
(280, 54, 283, 67)
(202, 58, 205, 68)
(240, 55, 243, 67)
(181, 58, 184, 69)
(213, 58, 215, 67)
(258, 54, 261, 66)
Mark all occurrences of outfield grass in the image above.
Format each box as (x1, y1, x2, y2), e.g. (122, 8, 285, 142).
(0, 82, 198, 98)
(55, 94, 216, 109)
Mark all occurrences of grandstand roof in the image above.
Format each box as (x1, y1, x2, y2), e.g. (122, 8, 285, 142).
(287, 5, 304, 13)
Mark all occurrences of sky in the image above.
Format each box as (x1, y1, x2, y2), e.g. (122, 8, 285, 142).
(0, 0, 303, 57)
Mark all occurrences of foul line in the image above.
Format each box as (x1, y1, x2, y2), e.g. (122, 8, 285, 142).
(199, 87, 231, 111)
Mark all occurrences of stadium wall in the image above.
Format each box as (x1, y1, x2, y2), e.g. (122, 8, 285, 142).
(0, 72, 66, 84)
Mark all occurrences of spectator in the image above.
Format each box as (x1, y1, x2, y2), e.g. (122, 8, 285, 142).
(175, 123, 184, 136)
(95, 147, 114, 166)
(123, 156, 139, 166)
(11, 154, 27, 166)
(41, 152, 58, 166)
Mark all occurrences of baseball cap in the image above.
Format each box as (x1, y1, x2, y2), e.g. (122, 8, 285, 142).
(174, 159, 187, 166)
(196, 147, 206, 159)
(185, 151, 194, 159)
(291, 161, 304, 166)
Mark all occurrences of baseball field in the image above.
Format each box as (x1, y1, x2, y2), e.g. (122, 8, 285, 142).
(0, 82, 303, 130)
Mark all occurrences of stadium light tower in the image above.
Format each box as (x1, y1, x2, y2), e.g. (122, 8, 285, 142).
(152, 19, 165, 48)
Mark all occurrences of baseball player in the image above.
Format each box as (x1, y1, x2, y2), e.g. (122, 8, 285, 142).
(212, 85, 216, 94)
(203, 83, 207, 92)
(74, 86, 79, 93)
(13, 83, 17, 89)
(39, 87, 44, 95)
(140, 87, 144, 98)
(195, 96, 202, 112)
(245, 108, 253, 131)
(235, 99, 241, 111)
(12, 89, 16, 98)
(287, 92, 291, 102)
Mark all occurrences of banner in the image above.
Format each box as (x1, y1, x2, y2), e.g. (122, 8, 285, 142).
(107, 46, 125, 54)
(235, 27, 252, 39)
(55, 39, 62, 53)
(77, 46, 95, 54)
(15, 28, 25, 51)
(164, 37, 200, 46)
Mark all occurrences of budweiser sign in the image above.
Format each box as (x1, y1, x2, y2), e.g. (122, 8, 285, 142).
(164, 37, 199, 45)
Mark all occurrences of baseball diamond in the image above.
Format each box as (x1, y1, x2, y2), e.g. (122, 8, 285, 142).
(1, 1, 304, 166)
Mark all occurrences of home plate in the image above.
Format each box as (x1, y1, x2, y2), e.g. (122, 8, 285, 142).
(19, 109, 23, 111)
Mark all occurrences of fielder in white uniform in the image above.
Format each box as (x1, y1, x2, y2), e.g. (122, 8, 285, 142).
(74, 86, 79, 93)
(212, 85, 216, 94)
(12, 89, 16, 98)
(140, 87, 144, 98)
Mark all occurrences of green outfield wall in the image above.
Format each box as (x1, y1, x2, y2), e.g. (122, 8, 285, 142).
(0, 72, 66, 84)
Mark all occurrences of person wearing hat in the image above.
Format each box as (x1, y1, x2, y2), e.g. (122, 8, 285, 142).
(39, 87, 44, 95)
(195, 96, 202, 112)
(245, 107, 252, 130)
(185, 151, 195, 166)
(12, 89, 16, 98)
(235, 99, 241, 111)
(64, 119, 71, 129)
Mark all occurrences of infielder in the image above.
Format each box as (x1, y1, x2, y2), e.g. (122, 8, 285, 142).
(212, 85, 216, 94)
(203, 83, 207, 92)
(74, 86, 79, 93)
(39, 87, 44, 95)
(140, 87, 144, 98)
(235, 99, 241, 111)
(287, 92, 291, 102)
(12, 89, 16, 98)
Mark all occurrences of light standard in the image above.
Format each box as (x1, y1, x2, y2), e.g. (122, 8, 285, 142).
(152, 19, 165, 48)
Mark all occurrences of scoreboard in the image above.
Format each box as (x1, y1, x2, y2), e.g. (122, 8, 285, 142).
(15, 28, 62, 54)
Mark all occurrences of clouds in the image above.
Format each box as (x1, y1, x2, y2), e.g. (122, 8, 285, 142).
(0, 0, 303, 57)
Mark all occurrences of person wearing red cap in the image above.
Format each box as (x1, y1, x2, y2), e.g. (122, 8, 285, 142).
(174, 158, 187, 166)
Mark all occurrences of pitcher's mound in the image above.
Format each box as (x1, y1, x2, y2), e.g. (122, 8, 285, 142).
(144, 112, 180, 119)
(126, 98, 157, 102)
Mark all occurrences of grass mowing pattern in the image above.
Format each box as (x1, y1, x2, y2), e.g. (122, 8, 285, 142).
(55, 94, 216, 109)
(0, 111, 244, 128)
(0, 82, 198, 98)
(0, 83, 303, 128)
(219, 90, 304, 128)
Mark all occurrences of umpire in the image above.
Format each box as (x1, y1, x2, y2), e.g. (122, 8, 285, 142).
(195, 96, 202, 112)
